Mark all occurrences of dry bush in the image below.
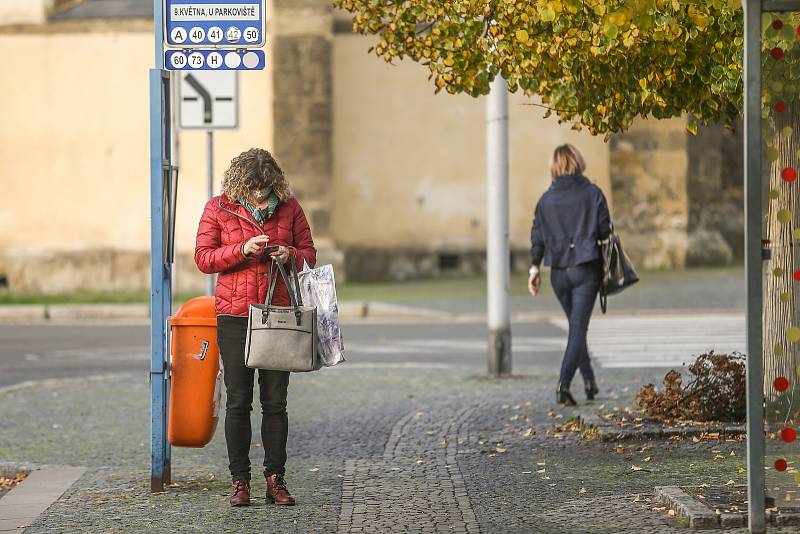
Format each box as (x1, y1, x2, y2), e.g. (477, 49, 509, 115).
(636, 352, 746, 423)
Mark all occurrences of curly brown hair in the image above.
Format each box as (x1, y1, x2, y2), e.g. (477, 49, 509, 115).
(221, 148, 291, 203)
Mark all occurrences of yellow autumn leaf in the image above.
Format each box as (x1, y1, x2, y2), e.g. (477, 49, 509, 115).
(787, 326, 800, 343)
(515, 29, 530, 44)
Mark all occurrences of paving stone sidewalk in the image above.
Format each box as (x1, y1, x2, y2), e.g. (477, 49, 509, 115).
(1, 356, 794, 533)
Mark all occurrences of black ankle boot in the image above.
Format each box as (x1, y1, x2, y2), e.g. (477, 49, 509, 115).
(585, 379, 599, 401)
(556, 385, 577, 406)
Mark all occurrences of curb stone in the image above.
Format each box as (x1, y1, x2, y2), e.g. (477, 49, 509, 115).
(0, 374, 124, 397)
(0, 463, 33, 480)
(0, 464, 85, 532)
(0, 301, 453, 323)
(46, 304, 149, 320)
(654, 486, 800, 529)
(0, 305, 46, 322)
(654, 486, 720, 528)
(771, 509, 800, 526)
(580, 413, 746, 442)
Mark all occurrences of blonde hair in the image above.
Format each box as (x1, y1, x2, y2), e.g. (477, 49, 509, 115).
(221, 148, 292, 203)
(549, 144, 586, 180)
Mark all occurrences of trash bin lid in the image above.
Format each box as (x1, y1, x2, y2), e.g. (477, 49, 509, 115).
(170, 296, 217, 327)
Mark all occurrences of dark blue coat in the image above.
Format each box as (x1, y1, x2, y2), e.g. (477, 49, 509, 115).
(530, 174, 611, 269)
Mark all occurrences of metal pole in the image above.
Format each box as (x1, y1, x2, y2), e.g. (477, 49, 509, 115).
(207, 130, 215, 296)
(486, 75, 511, 378)
(743, 0, 765, 531)
(171, 72, 180, 301)
(150, 0, 172, 493)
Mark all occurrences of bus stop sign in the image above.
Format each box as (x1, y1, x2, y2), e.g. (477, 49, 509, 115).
(165, 0, 265, 48)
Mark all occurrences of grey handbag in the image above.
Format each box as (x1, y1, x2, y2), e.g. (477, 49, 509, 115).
(244, 259, 320, 372)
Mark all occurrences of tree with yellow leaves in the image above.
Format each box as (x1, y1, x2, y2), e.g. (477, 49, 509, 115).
(334, 0, 743, 137)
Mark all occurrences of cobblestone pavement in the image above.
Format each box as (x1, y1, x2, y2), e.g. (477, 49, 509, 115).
(338, 407, 478, 533)
(1, 322, 792, 533)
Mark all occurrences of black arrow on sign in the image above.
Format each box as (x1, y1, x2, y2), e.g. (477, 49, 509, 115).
(184, 73, 212, 124)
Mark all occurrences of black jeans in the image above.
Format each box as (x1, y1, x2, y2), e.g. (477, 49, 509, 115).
(550, 261, 601, 390)
(217, 315, 290, 482)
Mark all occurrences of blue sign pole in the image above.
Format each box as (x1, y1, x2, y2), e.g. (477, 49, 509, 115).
(150, 0, 173, 493)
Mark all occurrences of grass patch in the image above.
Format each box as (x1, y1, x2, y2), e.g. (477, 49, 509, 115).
(0, 266, 745, 305)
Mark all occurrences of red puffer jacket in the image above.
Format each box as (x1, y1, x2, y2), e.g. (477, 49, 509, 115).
(194, 193, 316, 316)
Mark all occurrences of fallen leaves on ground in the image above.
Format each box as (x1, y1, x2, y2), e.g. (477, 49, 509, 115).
(636, 352, 745, 423)
(0, 473, 27, 489)
(546, 416, 598, 440)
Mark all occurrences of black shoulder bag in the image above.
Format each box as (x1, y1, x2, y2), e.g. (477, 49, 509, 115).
(598, 223, 639, 314)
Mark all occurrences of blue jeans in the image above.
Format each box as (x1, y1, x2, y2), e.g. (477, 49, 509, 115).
(550, 261, 601, 390)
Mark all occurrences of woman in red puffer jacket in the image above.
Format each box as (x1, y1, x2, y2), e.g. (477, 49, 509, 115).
(194, 147, 316, 508)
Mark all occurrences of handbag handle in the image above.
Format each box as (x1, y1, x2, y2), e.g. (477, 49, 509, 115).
(265, 259, 302, 308)
(262, 259, 304, 326)
(287, 256, 304, 306)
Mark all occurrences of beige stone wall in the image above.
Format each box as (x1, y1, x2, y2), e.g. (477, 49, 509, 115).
(610, 116, 689, 269)
(0, 24, 274, 293)
(0, 9, 694, 293)
(331, 34, 611, 255)
(0, 0, 51, 25)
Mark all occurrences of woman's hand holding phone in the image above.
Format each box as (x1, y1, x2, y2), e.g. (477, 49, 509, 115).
(243, 235, 269, 257)
(268, 246, 291, 264)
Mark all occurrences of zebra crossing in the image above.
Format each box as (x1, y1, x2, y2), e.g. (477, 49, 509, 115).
(552, 313, 746, 368)
(345, 313, 746, 369)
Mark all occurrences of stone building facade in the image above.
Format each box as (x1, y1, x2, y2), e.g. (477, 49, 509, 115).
(0, 0, 742, 295)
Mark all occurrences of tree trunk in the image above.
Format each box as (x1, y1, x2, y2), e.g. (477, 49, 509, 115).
(763, 107, 800, 424)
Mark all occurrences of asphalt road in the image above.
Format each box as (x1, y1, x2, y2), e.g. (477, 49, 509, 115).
(0, 320, 569, 388)
(0, 311, 746, 388)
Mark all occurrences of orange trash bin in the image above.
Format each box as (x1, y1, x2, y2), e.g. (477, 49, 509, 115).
(168, 296, 221, 448)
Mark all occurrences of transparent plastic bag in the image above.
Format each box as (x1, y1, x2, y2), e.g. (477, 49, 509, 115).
(298, 263, 346, 367)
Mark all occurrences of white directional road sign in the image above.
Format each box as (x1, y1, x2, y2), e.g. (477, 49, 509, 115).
(165, 0, 265, 48)
(179, 71, 238, 129)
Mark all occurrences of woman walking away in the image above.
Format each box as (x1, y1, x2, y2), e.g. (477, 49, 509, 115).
(528, 144, 611, 406)
(194, 148, 316, 507)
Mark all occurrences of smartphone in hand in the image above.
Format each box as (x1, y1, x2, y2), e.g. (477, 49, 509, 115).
(260, 245, 280, 262)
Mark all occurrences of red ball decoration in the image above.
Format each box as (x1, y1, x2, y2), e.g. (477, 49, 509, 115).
(776, 102, 786, 113)
(782, 427, 797, 443)
(774, 19, 784, 30)
(774, 376, 790, 392)
(782, 167, 797, 182)
(776, 458, 788, 472)
(772, 47, 785, 60)
(794, 271, 800, 281)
